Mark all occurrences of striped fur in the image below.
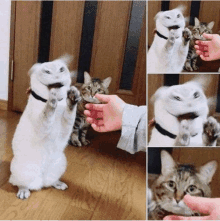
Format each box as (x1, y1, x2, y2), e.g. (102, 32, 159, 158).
(148, 150, 217, 220)
(184, 17, 214, 72)
(69, 72, 111, 147)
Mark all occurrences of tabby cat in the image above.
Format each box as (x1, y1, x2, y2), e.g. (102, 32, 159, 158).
(148, 150, 217, 220)
(69, 72, 112, 147)
(184, 17, 214, 72)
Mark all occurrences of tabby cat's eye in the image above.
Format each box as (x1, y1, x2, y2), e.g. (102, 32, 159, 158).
(177, 14, 180, 18)
(167, 180, 176, 189)
(45, 70, 51, 74)
(87, 86, 91, 90)
(187, 185, 197, 193)
(194, 92, 200, 98)
(174, 96, 181, 101)
(97, 89, 101, 92)
(60, 67, 65, 72)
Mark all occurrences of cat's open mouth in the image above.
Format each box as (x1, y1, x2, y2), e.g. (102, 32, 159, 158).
(178, 112, 199, 120)
(168, 25, 180, 30)
(48, 83, 64, 89)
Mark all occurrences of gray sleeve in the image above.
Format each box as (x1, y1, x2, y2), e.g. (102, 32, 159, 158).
(117, 104, 146, 154)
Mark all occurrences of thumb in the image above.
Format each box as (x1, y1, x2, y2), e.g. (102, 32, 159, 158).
(94, 94, 111, 103)
(202, 33, 214, 40)
(183, 195, 214, 214)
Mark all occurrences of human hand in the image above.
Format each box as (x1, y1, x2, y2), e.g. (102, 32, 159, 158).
(164, 195, 220, 220)
(195, 33, 220, 61)
(84, 94, 126, 132)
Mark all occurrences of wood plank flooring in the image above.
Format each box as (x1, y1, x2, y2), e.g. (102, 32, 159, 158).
(0, 110, 146, 220)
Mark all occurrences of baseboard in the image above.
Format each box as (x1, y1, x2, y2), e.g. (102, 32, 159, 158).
(0, 99, 8, 111)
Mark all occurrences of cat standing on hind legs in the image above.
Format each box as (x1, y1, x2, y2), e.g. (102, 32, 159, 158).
(9, 54, 81, 199)
(147, 5, 192, 73)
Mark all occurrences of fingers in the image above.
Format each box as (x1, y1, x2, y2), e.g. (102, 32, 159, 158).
(164, 215, 209, 220)
(183, 195, 214, 214)
(200, 54, 212, 61)
(85, 103, 105, 111)
(202, 33, 214, 40)
(84, 110, 103, 118)
(194, 45, 208, 51)
(94, 94, 111, 103)
(91, 123, 107, 133)
(195, 40, 209, 46)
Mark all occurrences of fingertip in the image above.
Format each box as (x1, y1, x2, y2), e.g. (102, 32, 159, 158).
(84, 110, 91, 116)
(85, 103, 91, 109)
(86, 117, 93, 124)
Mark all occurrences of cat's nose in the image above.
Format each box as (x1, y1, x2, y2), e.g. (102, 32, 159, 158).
(188, 103, 192, 107)
(176, 199, 181, 204)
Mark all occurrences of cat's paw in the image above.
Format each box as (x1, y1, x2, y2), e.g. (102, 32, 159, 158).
(183, 28, 192, 43)
(169, 29, 176, 44)
(17, 188, 31, 199)
(81, 138, 90, 146)
(179, 120, 190, 146)
(203, 116, 220, 146)
(184, 62, 194, 72)
(49, 88, 58, 108)
(52, 180, 68, 190)
(192, 64, 199, 71)
(69, 133, 82, 147)
(67, 86, 81, 110)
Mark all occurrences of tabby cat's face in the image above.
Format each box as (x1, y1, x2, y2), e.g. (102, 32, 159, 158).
(191, 18, 214, 40)
(152, 151, 217, 216)
(81, 72, 112, 100)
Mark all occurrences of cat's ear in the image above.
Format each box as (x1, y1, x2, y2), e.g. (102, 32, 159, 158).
(207, 21, 215, 30)
(59, 54, 73, 67)
(176, 5, 186, 14)
(198, 160, 217, 184)
(151, 86, 168, 103)
(161, 151, 176, 176)
(28, 63, 41, 76)
(102, 77, 112, 88)
(154, 11, 163, 21)
(190, 75, 211, 91)
(194, 17, 200, 27)
(84, 72, 91, 84)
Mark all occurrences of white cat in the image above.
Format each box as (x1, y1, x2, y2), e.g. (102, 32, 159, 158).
(9, 55, 81, 199)
(147, 6, 191, 73)
(149, 76, 220, 147)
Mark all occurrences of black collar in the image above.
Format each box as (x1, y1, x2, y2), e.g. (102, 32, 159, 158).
(31, 90, 47, 103)
(155, 122, 177, 139)
(156, 31, 168, 40)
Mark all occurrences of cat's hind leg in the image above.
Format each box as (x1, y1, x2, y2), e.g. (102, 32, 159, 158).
(175, 120, 190, 146)
(17, 187, 31, 199)
(52, 180, 68, 190)
(203, 116, 220, 146)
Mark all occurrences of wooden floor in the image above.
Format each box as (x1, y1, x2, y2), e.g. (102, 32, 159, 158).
(0, 110, 146, 220)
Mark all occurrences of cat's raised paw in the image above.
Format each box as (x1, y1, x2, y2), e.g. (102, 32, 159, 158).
(49, 88, 58, 108)
(67, 86, 81, 110)
(69, 134, 82, 147)
(17, 188, 31, 200)
(182, 28, 192, 43)
(203, 116, 220, 146)
(178, 120, 190, 146)
(52, 180, 68, 190)
(81, 138, 90, 146)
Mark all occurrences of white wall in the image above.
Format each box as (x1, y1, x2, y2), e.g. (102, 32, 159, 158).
(0, 0, 11, 101)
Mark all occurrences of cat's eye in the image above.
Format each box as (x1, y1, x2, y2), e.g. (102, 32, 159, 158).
(97, 89, 101, 92)
(167, 181, 176, 189)
(45, 70, 51, 74)
(60, 67, 65, 72)
(165, 16, 171, 19)
(177, 14, 181, 18)
(174, 96, 181, 101)
(194, 92, 200, 98)
(87, 86, 91, 90)
(187, 185, 197, 193)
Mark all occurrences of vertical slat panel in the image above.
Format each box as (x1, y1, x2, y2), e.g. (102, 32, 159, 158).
(49, 1, 85, 71)
(148, 1, 161, 47)
(90, 1, 132, 95)
(13, 1, 41, 112)
(199, 1, 220, 34)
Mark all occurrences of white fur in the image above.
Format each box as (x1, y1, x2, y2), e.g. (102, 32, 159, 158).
(149, 78, 209, 147)
(147, 6, 190, 73)
(9, 55, 79, 199)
